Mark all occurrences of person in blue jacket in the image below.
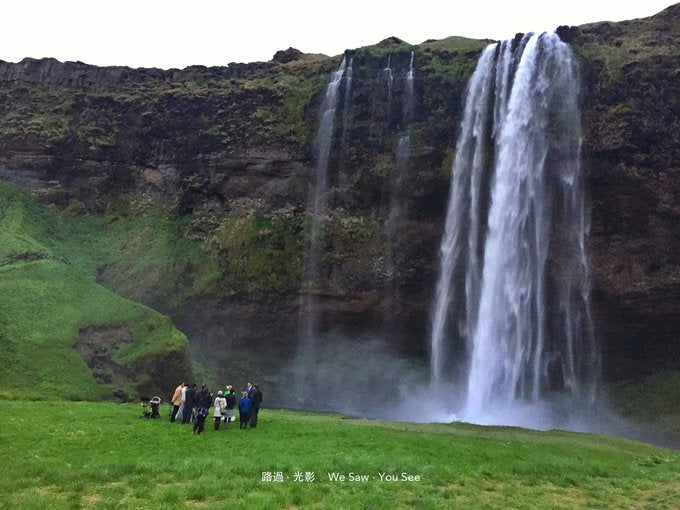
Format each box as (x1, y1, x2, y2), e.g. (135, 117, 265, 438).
(238, 391, 251, 429)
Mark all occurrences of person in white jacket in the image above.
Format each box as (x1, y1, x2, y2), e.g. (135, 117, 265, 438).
(213, 390, 227, 431)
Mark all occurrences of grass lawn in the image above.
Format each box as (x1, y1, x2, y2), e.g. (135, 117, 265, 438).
(0, 401, 678, 509)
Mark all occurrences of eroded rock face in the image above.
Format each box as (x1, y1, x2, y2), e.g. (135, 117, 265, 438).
(75, 325, 192, 399)
(0, 5, 678, 392)
(75, 325, 135, 399)
(574, 5, 680, 377)
(0, 57, 276, 91)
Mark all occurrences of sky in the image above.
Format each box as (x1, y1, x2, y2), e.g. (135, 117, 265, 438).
(0, 0, 675, 69)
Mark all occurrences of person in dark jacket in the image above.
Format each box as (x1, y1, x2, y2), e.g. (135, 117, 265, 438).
(182, 384, 197, 424)
(239, 391, 251, 429)
(249, 384, 263, 428)
(193, 386, 212, 434)
(150, 396, 162, 418)
(224, 386, 236, 428)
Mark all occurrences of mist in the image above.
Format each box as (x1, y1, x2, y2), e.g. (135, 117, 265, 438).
(281, 331, 677, 448)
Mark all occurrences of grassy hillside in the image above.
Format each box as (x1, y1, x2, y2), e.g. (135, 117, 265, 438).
(1, 401, 679, 509)
(0, 182, 191, 400)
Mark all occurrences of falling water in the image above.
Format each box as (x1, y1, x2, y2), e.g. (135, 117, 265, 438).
(429, 45, 497, 389)
(430, 33, 598, 427)
(295, 57, 347, 402)
(404, 51, 415, 123)
(384, 52, 416, 296)
(396, 51, 415, 181)
(383, 55, 394, 108)
(341, 57, 354, 153)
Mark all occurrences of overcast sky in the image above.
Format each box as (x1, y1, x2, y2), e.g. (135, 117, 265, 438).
(0, 0, 675, 69)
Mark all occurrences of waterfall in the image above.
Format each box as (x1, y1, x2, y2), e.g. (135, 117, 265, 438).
(429, 33, 598, 426)
(341, 57, 354, 154)
(404, 51, 415, 123)
(395, 50, 416, 174)
(295, 57, 347, 402)
(429, 45, 497, 389)
(383, 55, 394, 108)
(398, 51, 415, 180)
(384, 52, 416, 303)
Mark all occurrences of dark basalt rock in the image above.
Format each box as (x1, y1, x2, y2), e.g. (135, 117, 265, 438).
(273, 47, 304, 63)
(555, 25, 577, 43)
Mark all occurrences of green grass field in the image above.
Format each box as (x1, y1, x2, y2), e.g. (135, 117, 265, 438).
(0, 401, 679, 509)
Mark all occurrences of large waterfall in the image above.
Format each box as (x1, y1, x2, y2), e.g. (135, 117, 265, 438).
(430, 33, 598, 427)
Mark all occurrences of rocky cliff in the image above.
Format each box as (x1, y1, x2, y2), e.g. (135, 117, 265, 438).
(573, 4, 680, 378)
(0, 5, 678, 401)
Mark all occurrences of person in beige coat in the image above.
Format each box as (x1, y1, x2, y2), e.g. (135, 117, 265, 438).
(170, 382, 184, 422)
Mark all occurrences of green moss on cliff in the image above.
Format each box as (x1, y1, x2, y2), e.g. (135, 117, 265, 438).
(245, 56, 332, 149)
(209, 211, 304, 293)
(370, 153, 395, 179)
(420, 35, 489, 54)
(419, 37, 488, 82)
(51, 190, 307, 301)
(89, 212, 221, 306)
(353, 39, 415, 59)
(574, 8, 680, 85)
(0, 85, 72, 144)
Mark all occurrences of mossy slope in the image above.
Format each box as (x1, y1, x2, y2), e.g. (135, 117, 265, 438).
(0, 182, 191, 399)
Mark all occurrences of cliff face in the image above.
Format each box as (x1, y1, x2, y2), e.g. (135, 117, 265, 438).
(0, 6, 678, 397)
(573, 3, 680, 377)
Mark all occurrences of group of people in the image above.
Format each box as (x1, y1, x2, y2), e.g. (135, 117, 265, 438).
(169, 381, 263, 434)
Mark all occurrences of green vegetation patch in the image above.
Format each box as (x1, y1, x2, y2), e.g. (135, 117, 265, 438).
(574, 11, 680, 85)
(0, 183, 190, 400)
(244, 56, 331, 149)
(0, 181, 56, 265)
(81, 210, 221, 307)
(209, 210, 305, 294)
(0, 84, 72, 144)
(419, 35, 490, 54)
(1, 401, 679, 509)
